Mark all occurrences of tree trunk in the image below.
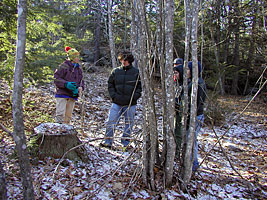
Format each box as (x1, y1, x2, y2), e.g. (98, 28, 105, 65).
(210, 27, 225, 95)
(157, 0, 168, 164)
(180, 0, 191, 173)
(94, 7, 101, 65)
(108, 0, 117, 68)
(163, 0, 176, 188)
(181, 0, 199, 187)
(243, 0, 257, 95)
(12, 0, 35, 199)
(123, 0, 128, 50)
(231, 0, 240, 95)
(130, 0, 138, 66)
(136, 0, 158, 190)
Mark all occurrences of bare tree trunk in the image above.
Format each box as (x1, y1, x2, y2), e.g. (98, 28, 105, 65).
(123, 0, 128, 50)
(243, 0, 257, 95)
(108, 0, 117, 68)
(231, 0, 240, 95)
(210, 27, 225, 95)
(157, 0, 168, 164)
(12, 0, 35, 199)
(163, 0, 176, 188)
(130, 0, 138, 65)
(180, 0, 191, 173)
(94, 5, 101, 65)
(209, 0, 225, 95)
(215, 0, 225, 95)
(136, 0, 158, 190)
(181, 0, 199, 186)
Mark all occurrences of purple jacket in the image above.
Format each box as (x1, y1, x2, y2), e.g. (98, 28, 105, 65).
(54, 60, 84, 98)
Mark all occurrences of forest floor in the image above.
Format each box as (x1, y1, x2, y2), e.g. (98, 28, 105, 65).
(0, 68, 266, 200)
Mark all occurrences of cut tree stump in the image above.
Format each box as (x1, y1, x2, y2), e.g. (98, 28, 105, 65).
(31, 123, 88, 162)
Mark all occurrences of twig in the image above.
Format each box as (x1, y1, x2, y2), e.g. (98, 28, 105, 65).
(199, 79, 267, 167)
(85, 146, 140, 200)
(0, 123, 13, 138)
(211, 126, 244, 179)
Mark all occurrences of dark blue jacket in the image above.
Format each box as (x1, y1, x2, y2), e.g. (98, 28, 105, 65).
(108, 64, 142, 106)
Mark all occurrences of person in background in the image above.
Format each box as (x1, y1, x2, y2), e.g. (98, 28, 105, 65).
(187, 61, 207, 172)
(101, 51, 142, 152)
(54, 46, 84, 124)
(173, 58, 184, 157)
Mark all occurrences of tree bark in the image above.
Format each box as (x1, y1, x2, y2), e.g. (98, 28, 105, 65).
(163, 0, 176, 188)
(181, 0, 199, 187)
(12, 0, 35, 199)
(136, 0, 158, 190)
(157, 0, 168, 165)
(231, 0, 240, 95)
(94, 6, 101, 65)
(130, 0, 138, 65)
(243, 0, 257, 95)
(32, 123, 88, 162)
(108, 0, 117, 68)
(180, 0, 191, 174)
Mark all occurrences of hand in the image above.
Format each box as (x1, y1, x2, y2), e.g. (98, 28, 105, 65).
(73, 87, 79, 97)
(65, 82, 76, 90)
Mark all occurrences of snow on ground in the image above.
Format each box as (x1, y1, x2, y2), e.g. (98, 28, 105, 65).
(1, 70, 266, 199)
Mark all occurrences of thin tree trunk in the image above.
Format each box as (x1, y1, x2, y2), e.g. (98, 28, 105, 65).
(94, 6, 101, 65)
(13, 0, 35, 199)
(123, 0, 128, 50)
(181, 0, 199, 186)
(180, 0, 191, 174)
(210, 27, 225, 95)
(136, 0, 158, 190)
(231, 0, 240, 95)
(215, 0, 224, 95)
(164, 0, 176, 188)
(130, 0, 138, 66)
(157, 0, 168, 165)
(243, 0, 257, 95)
(108, 0, 117, 68)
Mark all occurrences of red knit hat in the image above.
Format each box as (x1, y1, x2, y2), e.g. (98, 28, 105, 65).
(65, 46, 79, 61)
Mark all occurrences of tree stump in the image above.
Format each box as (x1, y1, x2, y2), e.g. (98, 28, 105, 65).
(31, 123, 88, 162)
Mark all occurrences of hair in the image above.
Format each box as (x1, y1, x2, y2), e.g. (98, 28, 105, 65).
(118, 51, 134, 64)
(173, 65, 184, 84)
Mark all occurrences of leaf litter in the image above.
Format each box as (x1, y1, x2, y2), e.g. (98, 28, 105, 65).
(0, 70, 266, 199)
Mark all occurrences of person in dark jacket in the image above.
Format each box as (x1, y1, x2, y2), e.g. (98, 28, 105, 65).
(173, 58, 184, 157)
(187, 61, 207, 172)
(101, 51, 142, 151)
(54, 46, 84, 124)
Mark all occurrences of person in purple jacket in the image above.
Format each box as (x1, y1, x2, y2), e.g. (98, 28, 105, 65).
(54, 46, 84, 124)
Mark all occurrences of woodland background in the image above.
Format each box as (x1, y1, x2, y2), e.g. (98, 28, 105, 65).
(0, 0, 266, 199)
(1, 0, 266, 94)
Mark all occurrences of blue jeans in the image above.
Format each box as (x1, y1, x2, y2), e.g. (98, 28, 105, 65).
(104, 103, 136, 147)
(192, 114, 204, 171)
